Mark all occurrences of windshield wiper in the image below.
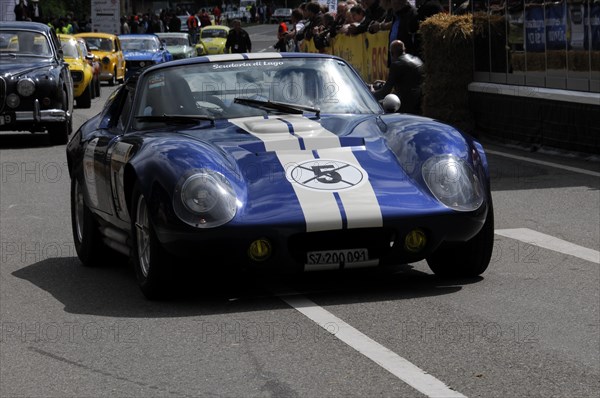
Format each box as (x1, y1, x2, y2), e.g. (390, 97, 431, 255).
(234, 97, 320, 118)
(135, 114, 215, 127)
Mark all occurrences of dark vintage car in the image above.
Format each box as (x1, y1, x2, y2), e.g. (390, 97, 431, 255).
(67, 53, 494, 299)
(0, 21, 74, 144)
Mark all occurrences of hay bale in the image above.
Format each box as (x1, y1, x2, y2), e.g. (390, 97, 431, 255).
(420, 14, 474, 132)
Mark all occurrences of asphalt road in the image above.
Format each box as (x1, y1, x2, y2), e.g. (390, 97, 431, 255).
(1, 24, 599, 397)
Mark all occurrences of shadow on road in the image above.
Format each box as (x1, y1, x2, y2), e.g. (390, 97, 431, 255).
(12, 256, 480, 318)
(0, 132, 58, 149)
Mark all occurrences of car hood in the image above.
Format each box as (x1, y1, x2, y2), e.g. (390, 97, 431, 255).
(0, 60, 54, 77)
(166, 45, 190, 54)
(123, 51, 158, 60)
(201, 38, 225, 44)
(138, 114, 471, 227)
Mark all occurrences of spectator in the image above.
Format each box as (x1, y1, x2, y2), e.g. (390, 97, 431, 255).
(348, 0, 385, 35)
(14, 0, 28, 21)
(225, 19, 252, 53)
(371, 40, 424, 114)
(275, 20, 289, 52)
(27, 0, 43, 23)
(120, 17, 131, 34)
(187, 12, 199, 40)
(285, 8, 305, 52)
(386, 0, 419, 61)
(169, 12, 181, 32)
(199, 9, 212, 27)
(296, 2, 322, 42)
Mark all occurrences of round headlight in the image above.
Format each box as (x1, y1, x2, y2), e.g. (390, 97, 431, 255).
(422, 155, 483, 212)
(174, 170, 237, 228)
(102, 57, 110, 64)
(17, 78, 35, 97)
(139, 61, 146, 67)
(6, 93, 20, 108)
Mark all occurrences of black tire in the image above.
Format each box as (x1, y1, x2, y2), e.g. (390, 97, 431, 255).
(426, 200, 495, 278)
(77, 83, 92, 108)
(48, 89, 71, 145)
(130, 182, 174, 299)
(108, 68, 116, 86)
(70, 175, 108, 266)
(95, 76, 101, 98)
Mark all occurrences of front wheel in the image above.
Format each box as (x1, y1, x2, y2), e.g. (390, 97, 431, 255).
(130, 182, 173, 299)
(48, 89, 71, 145)
(71, 175, 108, 266)
(108, 68, 116, 86)
(426, 200, 494, 278)
(77, 83, 92, 108)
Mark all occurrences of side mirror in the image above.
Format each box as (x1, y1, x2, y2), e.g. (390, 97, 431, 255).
(382, 94, 401, 113)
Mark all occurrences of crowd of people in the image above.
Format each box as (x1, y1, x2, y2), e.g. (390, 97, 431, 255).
(276, 0, 445, 114)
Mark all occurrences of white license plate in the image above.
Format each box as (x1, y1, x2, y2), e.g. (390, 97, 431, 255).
(306, 248, 369, 265)
(0, 114, 12, 125)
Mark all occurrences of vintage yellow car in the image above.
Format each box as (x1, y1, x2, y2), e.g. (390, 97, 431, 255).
(58, 34, 94, 108)
(196, 25, 229, 55)
(75, 32, 126, 86)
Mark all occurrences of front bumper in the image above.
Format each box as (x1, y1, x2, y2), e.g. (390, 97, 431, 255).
(99, 72, 114, 81)
(153, 202, 489, 271)
(1, 100, 69, 131)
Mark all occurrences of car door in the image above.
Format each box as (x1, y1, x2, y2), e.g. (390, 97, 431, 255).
(82, 86, 135, 228)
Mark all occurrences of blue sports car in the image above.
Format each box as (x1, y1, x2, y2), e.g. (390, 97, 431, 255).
(118, 34, 172, 79)
(67, 53, 494, 299)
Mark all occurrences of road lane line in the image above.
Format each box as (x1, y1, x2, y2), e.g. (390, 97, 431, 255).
(278, 293, 467, 398)
(495, 228, 600, 264)
(486, 149, 600, 177)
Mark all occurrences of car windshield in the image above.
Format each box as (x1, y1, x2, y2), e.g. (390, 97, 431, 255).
(83, 37, 114, 51)
(60, 40, 80, 59)
(121, 37, 159, 51)
(201, 29, 227, 39)
(161, 37, 189, 46)
(0, 30, 52, 57)
(132, 58, 381, 130)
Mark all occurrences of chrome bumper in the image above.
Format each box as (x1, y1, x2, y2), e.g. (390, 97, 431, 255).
(15, 100, 69, 123)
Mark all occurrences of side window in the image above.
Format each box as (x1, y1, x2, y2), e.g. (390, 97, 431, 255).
(117, 90, 134, 131)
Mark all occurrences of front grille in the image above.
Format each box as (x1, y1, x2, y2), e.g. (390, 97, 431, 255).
(71, 71, 83, 82)
(0, 78, 5, 112)
(288, 228, 396, 263)
(129, 60, 153, 68)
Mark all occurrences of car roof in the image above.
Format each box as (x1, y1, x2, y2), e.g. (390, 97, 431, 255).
(156, 32, 188, 37)
(0, 21, 52, 33)
(119, 34, 159, 39)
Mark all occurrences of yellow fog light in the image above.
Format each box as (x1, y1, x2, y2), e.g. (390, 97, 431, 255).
(248, 238, 272, 261)
(405, 229, 427, 253)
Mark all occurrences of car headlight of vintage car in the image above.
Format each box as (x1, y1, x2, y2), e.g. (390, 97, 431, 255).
(6, 93, 20, 108)
(173, 170, 237, 228)
(422, 154, 484, 212)
(17, 78, 36, 97)
(102, 56, 110, 64)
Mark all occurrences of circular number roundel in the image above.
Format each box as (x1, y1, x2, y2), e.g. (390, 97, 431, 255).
(286, 159, 366, 192)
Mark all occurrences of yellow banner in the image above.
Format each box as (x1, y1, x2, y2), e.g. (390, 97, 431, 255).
(299, 32, 389, 83)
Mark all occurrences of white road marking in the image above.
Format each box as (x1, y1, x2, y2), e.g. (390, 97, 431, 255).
(278, 293, 467, 398)
(486, 149, 600, 177)
(495, 228, 600, 264)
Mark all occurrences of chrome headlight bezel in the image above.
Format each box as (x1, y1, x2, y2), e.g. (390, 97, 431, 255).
(173, 169, 237, 228)
(421, 154, 484, 212)
(17, 78, 36, 97)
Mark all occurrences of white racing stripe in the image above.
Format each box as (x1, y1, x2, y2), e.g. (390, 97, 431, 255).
(486, 149, 600, 177)
(496, 228, 600, 264)
(277, 151, 343, 232)
(233, 115, 382, 232)
(319, 147, 383, 229)
(279, 293, 467, 398)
